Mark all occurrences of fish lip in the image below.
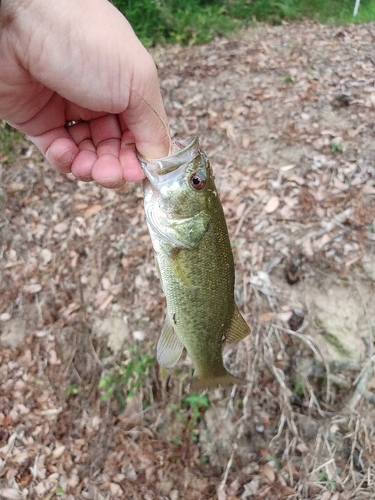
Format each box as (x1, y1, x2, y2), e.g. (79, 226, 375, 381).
(137, 136, 200, 184)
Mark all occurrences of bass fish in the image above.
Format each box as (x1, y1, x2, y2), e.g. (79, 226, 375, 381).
(138, 137, 250, 391)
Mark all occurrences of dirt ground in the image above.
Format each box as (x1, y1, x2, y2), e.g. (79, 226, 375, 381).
(1, 20, 375, 500)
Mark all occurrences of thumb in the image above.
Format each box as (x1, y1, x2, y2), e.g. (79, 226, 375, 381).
(121, 61, 171, 160)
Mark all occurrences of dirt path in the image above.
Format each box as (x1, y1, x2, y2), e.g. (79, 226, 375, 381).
(1, 21, 375, 499)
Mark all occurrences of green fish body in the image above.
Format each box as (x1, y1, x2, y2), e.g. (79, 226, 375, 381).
(139, 137, 250, 391)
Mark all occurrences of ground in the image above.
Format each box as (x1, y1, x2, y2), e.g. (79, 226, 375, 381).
(1, 20, 375, 500)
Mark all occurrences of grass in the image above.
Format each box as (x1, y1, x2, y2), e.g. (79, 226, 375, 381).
(111, 0, 375, 46)
(0, 121, 25, 163)
(99, 343, 154, 413)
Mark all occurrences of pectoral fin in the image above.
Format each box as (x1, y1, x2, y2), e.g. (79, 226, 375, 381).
(157, 316, 184, 368)
(224, 305, 251, 343)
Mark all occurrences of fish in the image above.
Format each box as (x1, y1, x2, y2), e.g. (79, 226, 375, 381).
(138, 136, 250, 391)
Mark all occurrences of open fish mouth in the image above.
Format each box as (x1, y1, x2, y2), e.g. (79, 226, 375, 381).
(137, 136, 200, 185)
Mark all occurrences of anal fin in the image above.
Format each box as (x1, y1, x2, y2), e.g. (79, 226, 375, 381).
(224, 305, 251, 343)
(157, 315, 184, 368)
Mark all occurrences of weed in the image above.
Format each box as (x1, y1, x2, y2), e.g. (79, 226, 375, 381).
(183, 393, 210, 422)
(66, 384, 79, 397)
(182, 393, 210, 442)
(99, 343, 154, 413)
(284, 75, 293, 83)
(293, 378, 304, 396)
(169, 393, 210, 444)
(111, 241, 125, 256)
(331, 142, 343, 153)
(266, 455, 281, 469)
(318, 471, 337, 490)
(0, 121, 24, 163)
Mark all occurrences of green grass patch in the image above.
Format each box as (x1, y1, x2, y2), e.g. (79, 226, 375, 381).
(111, 0, 375, 47)
(0, 121, 25, 163)
(99, 343, 154, 413)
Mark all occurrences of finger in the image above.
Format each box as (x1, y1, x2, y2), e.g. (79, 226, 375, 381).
(28, 131, 79, 174)
(90, 115, 121, 149)
(91, 154, 125, 188)
(70, 141, 97, 182)
(119, 133, 145, 182)
(88, 115, 125, 188)
(67, 123, 97, 181)
(66, 121, 91, 144)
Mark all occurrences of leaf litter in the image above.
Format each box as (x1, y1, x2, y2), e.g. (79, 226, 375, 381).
(1, 20, 375, 500)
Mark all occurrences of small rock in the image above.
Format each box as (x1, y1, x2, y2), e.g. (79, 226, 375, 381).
(40, 248, 52, 264)
(132, 330, 146, 341)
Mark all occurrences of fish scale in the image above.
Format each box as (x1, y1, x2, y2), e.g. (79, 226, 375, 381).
(139, 136, 250, 391)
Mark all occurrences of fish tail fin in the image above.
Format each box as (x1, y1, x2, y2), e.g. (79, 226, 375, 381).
(190, 371, 246, 392)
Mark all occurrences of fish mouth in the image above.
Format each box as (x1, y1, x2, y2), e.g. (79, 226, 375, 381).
(137, 136, 200, 185)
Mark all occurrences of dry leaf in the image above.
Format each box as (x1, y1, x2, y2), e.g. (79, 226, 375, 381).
(95, 290, 110, 308)
(281, 486, 296, 497)
(235, 202, 246, 219)
(261, 463, 275, 483)
(23, 284, 42, 294)
(53, 222, 68, 233)
(101, 277, 111, 290)
(258, 312, 275, 323)
(40, 248, 52, 264)
(0, 489, 23, 500)
(52, 445, 66, 459)
(63, 302, 80, 316)
(296, 442, 309, 454)
(99, 294, 114, 311)
(84, 204, 104, 218)
(320, 491, 332, 500)
(264, 196, 280, 213)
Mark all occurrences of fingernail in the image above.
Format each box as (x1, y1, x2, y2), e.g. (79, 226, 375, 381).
(57, 149, 75, 165)
(121, 141, 135, 149)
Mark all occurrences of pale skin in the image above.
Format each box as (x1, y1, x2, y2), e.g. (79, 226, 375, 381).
(0, 0, 170, 188)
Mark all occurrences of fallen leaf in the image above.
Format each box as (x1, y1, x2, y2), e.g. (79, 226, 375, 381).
(264, 196, 280, 213)
(54, 222, 68, 233)
(52, 445, 66, 459)
(0, 489, 23, 500)
(23, 284, 42, 294)
(258, 312, 275, 323)
(261, 463, 275, 483)
(84, 204, 104, 218)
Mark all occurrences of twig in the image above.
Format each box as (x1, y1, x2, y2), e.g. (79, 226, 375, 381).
(349, 358, 375, 409)
(272, 324, 331, 403)
(363, 390, 375, 405)
(219, 383, 252, 493)
(309, 458, 336, 476)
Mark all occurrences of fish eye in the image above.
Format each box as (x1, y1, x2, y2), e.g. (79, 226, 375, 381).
(189, 173, 206, 191)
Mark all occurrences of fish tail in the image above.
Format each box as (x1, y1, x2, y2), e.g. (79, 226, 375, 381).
(190, 371, 246, 392)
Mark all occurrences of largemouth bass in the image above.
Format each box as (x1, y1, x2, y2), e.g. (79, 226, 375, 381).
(138, 137, 250, 391)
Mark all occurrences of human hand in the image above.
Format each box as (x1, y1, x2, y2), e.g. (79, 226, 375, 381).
(0, 0, 170, 188)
